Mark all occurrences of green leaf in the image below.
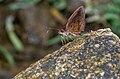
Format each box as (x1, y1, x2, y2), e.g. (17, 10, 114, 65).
(47, 35, 76, 46)
(95, 5, 120, 13)
(5, 16, 24, 52)
(111, 0, 120, 4)
(0, 45, 14, 66)
(47, 35, 61, 46)
(103, 13, 119, 20)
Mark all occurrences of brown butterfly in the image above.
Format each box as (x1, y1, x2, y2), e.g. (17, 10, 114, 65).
(58, 6, 85, 36)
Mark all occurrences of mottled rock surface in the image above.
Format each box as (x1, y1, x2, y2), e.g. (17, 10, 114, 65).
(13, 28, 120, 79)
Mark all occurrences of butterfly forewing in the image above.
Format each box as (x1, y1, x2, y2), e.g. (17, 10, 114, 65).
(66, 6, 85, 33)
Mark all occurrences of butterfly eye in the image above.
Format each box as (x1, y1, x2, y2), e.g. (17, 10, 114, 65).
(60, 29, 64, 32)
(76, 33, 80, 36)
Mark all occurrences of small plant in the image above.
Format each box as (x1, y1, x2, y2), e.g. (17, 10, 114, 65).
(85, 0, 120, 34)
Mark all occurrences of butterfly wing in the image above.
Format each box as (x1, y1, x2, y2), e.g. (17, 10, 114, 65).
(66, 6, 85, 33)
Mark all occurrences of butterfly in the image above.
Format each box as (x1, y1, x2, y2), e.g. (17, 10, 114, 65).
(58, 6, 85, 37)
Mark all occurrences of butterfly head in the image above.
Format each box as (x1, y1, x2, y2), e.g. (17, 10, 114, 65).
(58, 29, 69, 36)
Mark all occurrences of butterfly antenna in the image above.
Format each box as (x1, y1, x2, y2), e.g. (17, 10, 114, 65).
(46, 27, 61, 34)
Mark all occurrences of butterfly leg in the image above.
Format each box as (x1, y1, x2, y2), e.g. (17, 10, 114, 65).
(65, 36, 70, 43)
(61, 36, 66, 45)
(69, 35, 74, 41)
(63, 36, 67, 45)
(61, 36, 64, 45)
(90, 30, 99, 36)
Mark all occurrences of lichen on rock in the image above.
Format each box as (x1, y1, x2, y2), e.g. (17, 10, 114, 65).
(13, 28, 120, 79)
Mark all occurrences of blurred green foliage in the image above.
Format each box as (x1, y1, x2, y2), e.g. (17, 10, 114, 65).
(5, 15, 24, 52)
(8, 0, 67, 10)
(0, 0, 3, 2)
(94, 0, 120, 34)
(47, 35, 77, 46)
(47, 0, 67, 10)
(8, 0, 41, 10)
(0, 45, 14, 66)
(47, 35, 61, 46)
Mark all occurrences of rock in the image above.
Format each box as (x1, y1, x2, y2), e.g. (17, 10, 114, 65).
(13, 28, 120, 79)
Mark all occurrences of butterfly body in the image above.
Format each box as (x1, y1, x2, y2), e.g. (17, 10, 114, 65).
(58, 29, 81, 36)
